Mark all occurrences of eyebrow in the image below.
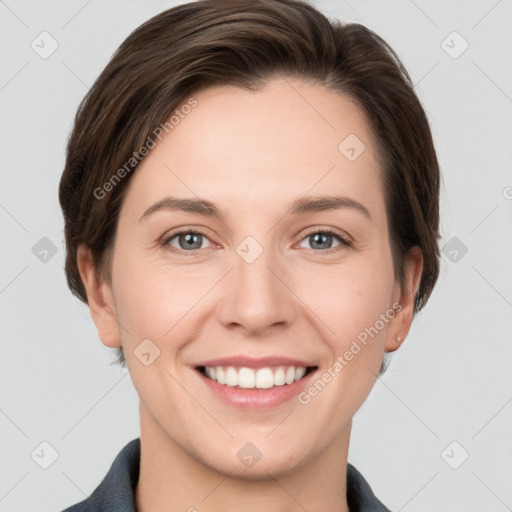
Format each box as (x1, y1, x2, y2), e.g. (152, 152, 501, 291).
(138, 195, 372, 222)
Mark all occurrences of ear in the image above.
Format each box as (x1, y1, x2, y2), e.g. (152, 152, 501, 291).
(385, 245, 423, 353)
(76, 244, 122, 349)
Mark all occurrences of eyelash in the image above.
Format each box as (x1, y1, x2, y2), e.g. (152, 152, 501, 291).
(160, 227, 353, 256)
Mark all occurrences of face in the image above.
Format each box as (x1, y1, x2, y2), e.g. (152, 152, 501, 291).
(79, 77, 421, 479)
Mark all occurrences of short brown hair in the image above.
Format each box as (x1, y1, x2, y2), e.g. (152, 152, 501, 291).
(59, 0, 441, 368)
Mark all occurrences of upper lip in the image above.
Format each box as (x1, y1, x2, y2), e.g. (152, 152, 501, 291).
(193, 356, 316, 369)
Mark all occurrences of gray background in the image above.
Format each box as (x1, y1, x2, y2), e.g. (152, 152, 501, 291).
(1, 0, 511, 510)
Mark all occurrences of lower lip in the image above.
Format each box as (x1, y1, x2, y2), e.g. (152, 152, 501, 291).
(196, 369, 316, 408)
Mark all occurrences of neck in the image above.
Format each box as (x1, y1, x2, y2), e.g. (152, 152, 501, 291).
(136, 403, 351, 512)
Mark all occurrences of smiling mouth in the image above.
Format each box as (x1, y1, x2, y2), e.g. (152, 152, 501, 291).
(196, 365, 317, 390)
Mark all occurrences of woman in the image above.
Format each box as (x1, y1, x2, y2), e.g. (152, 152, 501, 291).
(59, 0, 440, 510)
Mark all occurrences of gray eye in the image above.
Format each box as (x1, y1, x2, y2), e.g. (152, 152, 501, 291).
(299, 232, 342, 250)
(168, 232, 211, 251)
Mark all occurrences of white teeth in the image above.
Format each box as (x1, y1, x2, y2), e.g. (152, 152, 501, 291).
(202, 365, 310, 389)
(216, 367, 226, 385)
(255, 368, 274, 389)
(238, 367, 255, 389)
(274, 367, 286, 386)
(295, 367, 306, 382)
(225, 367, 238, 386)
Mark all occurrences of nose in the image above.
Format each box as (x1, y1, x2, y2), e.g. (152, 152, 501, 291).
(217, 244, 299, 336)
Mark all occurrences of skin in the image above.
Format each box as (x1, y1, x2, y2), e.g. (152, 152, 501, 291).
(77, 76, 423, 512)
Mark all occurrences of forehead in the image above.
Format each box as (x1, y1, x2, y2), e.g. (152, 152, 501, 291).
(121, 77, 384, 220)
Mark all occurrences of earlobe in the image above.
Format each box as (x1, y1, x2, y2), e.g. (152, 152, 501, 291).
(385, 246, 424, 353)
(76, 245, 122, 349)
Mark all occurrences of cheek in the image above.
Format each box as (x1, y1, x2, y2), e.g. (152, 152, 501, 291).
(298, 257, 394, 343)
(297, 265, 394, 413)
(114, 263, 205, 342)
(112, 264, 201, 404)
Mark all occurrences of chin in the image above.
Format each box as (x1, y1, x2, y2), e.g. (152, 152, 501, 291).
(196, 441, 312, 481)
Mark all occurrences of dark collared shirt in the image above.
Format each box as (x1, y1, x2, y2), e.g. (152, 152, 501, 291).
(61, 438, 392, 511)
